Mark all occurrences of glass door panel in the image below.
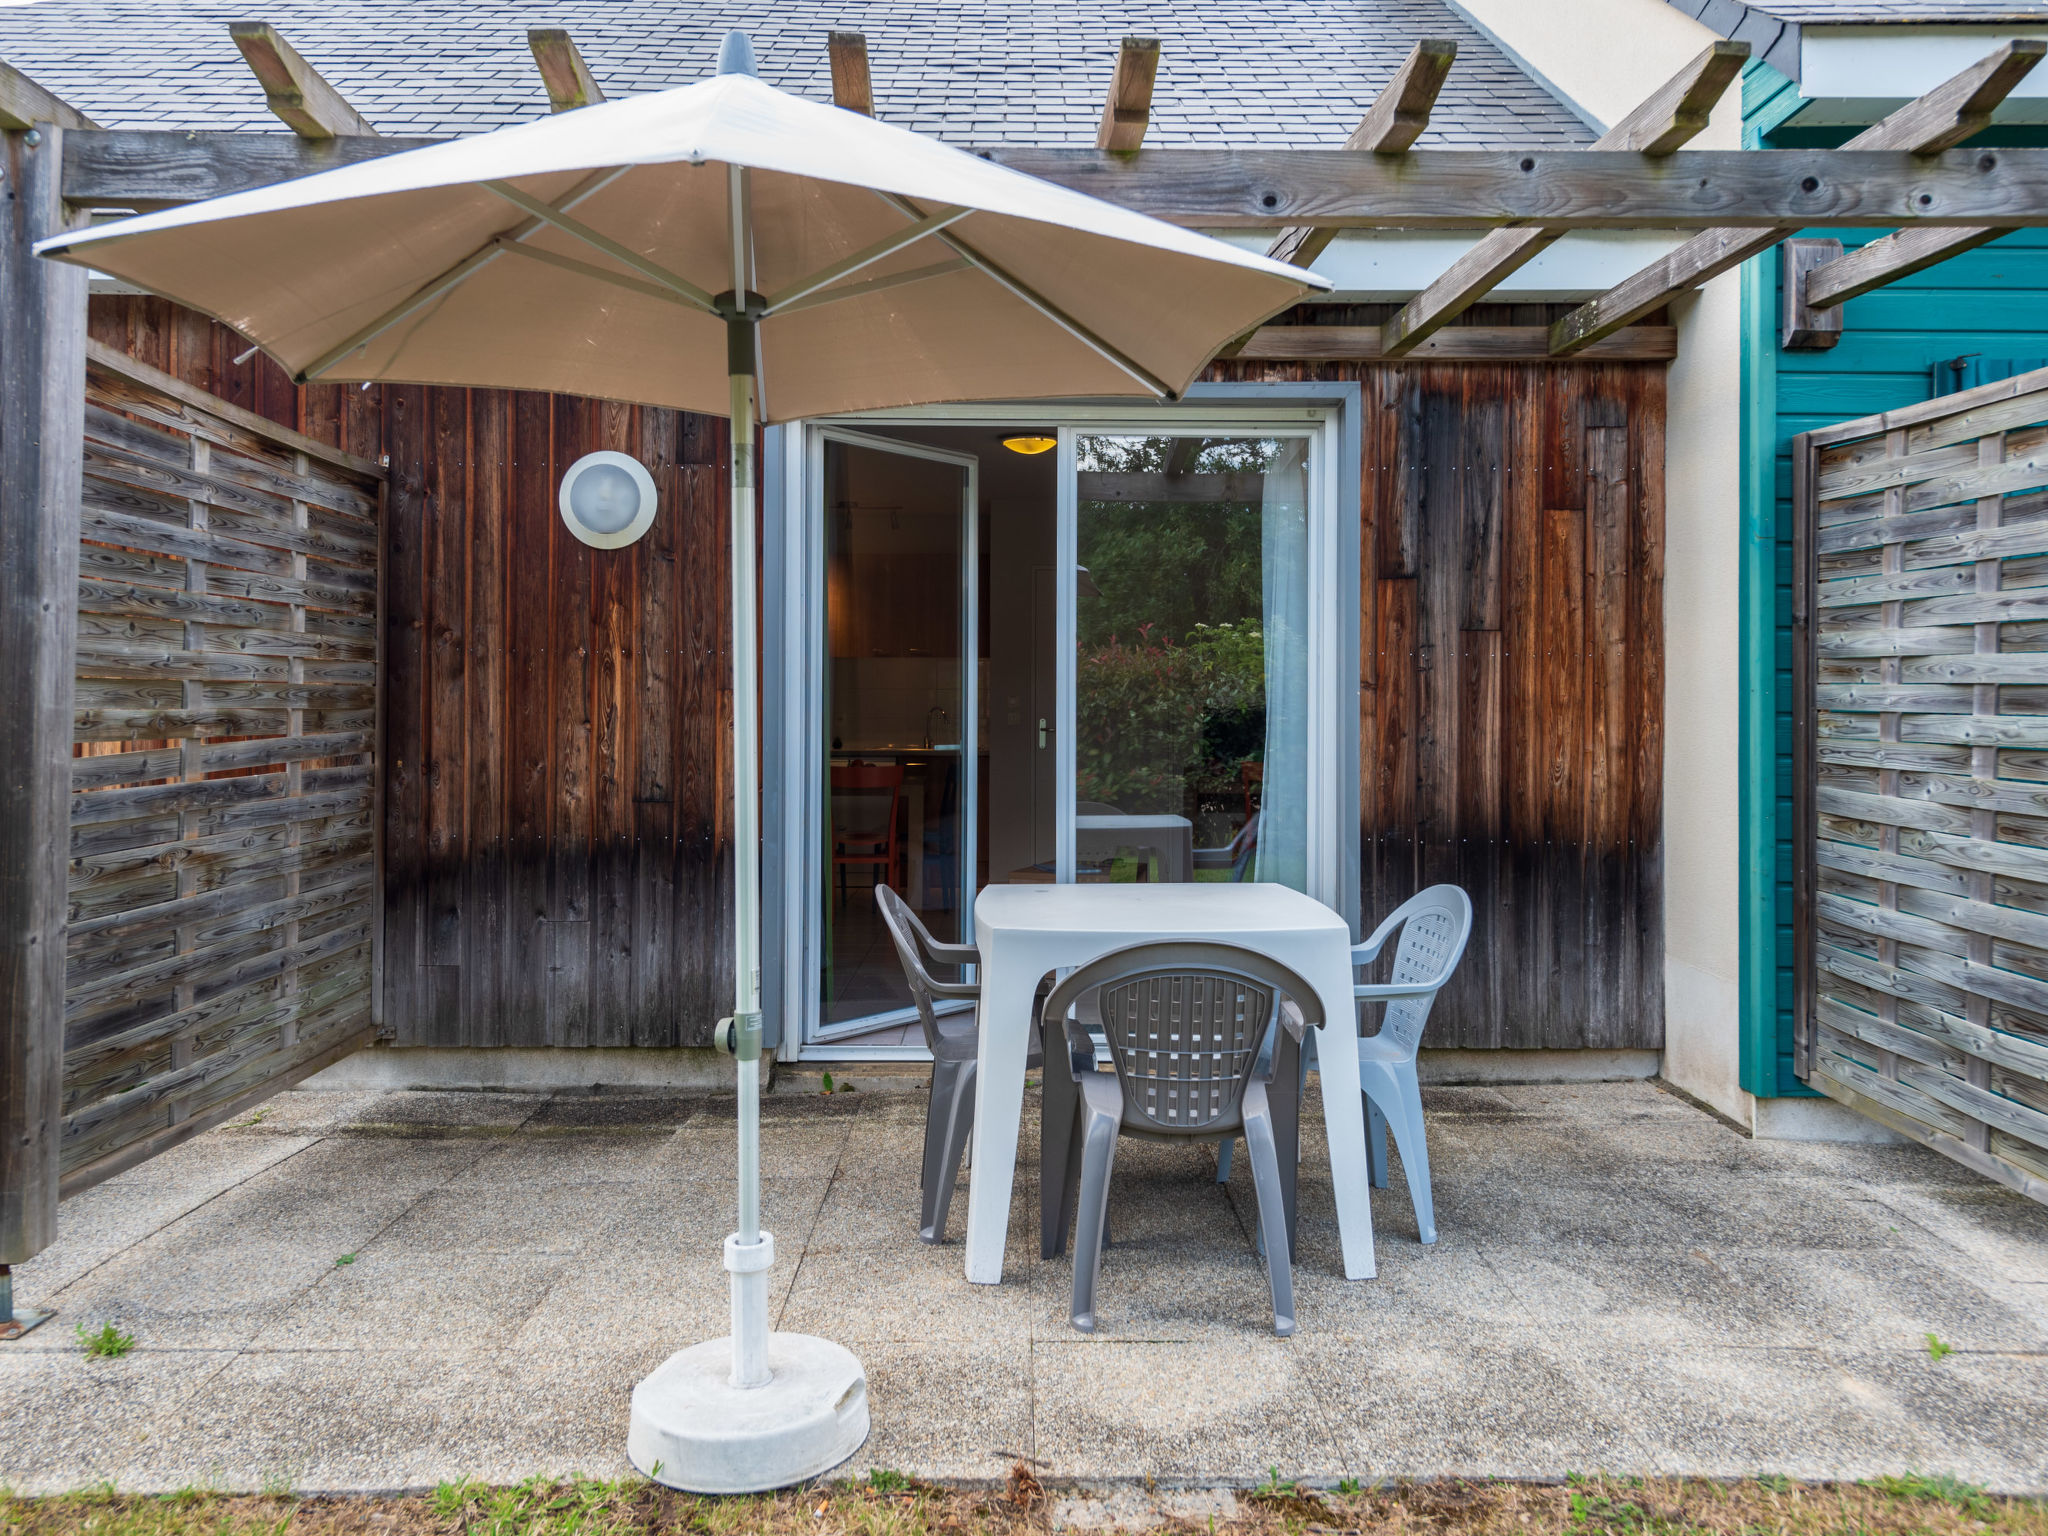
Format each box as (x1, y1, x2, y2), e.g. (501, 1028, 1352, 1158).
(815, 431, 978, 1039)
(1066, 433, 1311, 888)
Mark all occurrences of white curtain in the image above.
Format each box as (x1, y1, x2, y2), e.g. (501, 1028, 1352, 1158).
(1254, 439, 1309, 890)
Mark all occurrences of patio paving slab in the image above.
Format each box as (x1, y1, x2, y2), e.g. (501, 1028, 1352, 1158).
(2, 1078, 2045, 1494)
(1031, 1337, 1345, 1482)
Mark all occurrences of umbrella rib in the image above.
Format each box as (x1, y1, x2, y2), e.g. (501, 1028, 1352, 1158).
(485, 179, 721, 314)
(730, 164, 754, 299)
(494, 238, 712, 310)
(297, 166, 631, 382)
(875, 191, 1173, 399)
(769, 257, 970, 316)
(760, 206, 970, 316)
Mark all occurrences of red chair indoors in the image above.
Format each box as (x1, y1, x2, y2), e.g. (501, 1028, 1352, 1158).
(831, 762, 905, 904)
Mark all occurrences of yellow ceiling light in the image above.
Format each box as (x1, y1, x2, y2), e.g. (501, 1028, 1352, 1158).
(1001, 434, 1057, 455)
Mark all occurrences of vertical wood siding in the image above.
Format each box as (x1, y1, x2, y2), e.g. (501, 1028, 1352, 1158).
(88, 297, 736, 1052)
(379, 386, 733, 1049)
(90, 299, 1660, 1055)
(1208, 354, 1667, 1050)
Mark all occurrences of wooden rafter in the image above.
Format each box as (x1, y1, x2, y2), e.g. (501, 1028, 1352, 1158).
(528, 29, 603, 112)
(1805, 224, 2011, 310)
(1238, 323, 1676, 362)
(1098, 37, 1160, 152)
(1267, 39, 1456, 268)
(1381, 40, 1746, 357)
(1550, 38, 2046, 356)
(228, 22, 377, 139)
(828, 31, 874, 116)
(0, 59, 96, 131)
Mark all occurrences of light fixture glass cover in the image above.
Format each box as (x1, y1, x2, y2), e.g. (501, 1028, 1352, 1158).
(559, 450, 659, 548)
(1001, 434, 1057, 455)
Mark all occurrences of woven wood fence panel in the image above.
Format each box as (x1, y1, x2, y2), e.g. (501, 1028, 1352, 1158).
(59, 342, 384, 1195)
(1794, 364, 2048, 1204)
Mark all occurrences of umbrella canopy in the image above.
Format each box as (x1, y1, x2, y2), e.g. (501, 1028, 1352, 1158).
(39, 68, 1327, 420)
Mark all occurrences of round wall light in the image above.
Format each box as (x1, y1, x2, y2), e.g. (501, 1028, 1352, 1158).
(1001, 434, 1057, 455)
(559, 450, 658, 548)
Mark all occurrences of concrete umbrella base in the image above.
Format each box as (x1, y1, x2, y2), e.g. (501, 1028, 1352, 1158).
(627, 1333, 870, 1494)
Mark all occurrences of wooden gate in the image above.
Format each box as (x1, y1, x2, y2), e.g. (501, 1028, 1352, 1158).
(1794, 365, 2048, 1202)
(59, 342, 383, 1195)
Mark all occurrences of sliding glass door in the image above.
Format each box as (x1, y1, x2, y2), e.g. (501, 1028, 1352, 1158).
(1057, 431, 1315, 891)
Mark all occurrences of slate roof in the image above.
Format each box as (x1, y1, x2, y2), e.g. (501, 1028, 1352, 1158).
(0, 0, 1594, 146)
(1667, 0, 2048, 79)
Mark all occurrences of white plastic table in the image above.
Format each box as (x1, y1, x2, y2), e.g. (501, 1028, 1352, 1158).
(965, 882, 1377, 1284)
(1074, 814, 1195, 883)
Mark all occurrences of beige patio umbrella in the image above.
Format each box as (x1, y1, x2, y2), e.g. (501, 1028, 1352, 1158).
(39, 30, 1328, 1493)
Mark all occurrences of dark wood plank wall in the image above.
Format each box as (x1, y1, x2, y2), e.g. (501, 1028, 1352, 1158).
(88, 297, 736, 1050)
(1209, 346, 1667, 1051)
(91, 298, 1662, 1056)
(380, 386, 732, 1049)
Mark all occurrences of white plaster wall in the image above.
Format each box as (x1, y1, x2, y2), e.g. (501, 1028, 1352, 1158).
(1450, 0, 1759, 1127)
(1448, 0, 1731, 132)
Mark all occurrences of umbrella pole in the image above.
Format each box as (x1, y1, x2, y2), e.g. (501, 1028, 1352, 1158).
(623, 310, 864, 1493)
(725, 344, 771, 1392)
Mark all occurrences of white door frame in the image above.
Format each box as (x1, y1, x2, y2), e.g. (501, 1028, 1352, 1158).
(795, 426, 980, 1047)
(772, 391, 1360, 1062)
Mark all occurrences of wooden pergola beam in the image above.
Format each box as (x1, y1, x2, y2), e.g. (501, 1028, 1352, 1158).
(1551, 38, 2046, 355)
(229, 22, 377, 139)
(1805, 224, 2011, 310)
(1381, 39, 1747, 356)
(828, 31, 873, 116)
(56, 133, 2048, 226)
(1097, 37, 1160, 153)
(980, 145, 2048, 227)
(0, 60, 96, 132)
(528, 29, 603, 113)
(1267, 39, 1457, 268)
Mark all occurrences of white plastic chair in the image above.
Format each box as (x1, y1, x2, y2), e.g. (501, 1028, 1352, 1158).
(1350, 885, 1472, 1244)
(1214, 884, 1471, 1245)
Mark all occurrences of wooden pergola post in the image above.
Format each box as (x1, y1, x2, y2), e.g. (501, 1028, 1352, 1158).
(0, 112, 88, 1312)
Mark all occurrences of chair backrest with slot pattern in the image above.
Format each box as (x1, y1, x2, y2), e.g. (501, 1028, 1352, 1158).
(1373, 885, 1473, 1056)
(1041, 942, 1323, 1135)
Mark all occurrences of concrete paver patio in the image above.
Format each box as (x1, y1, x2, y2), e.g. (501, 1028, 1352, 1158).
(3, 1078, 2046, 1494)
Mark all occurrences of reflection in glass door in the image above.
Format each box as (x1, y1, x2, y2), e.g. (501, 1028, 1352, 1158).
(1063, 433, 1312, 890)
(814, 431, 978, 1040)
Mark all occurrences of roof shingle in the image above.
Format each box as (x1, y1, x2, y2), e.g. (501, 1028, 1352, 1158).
(0, 0, 1594, 147)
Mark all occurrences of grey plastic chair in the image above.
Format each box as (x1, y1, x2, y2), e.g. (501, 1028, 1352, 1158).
(875, 884, 1043, 1244)
(1037, 943, 1324, 1337)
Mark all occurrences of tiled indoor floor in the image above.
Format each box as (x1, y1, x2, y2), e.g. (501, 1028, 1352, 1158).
(4, 1079, 2046, 1493)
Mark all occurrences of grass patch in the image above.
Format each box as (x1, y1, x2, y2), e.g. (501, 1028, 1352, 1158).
(74, 1322, 135, 1359)
(0, 1473, 2043, 1536)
